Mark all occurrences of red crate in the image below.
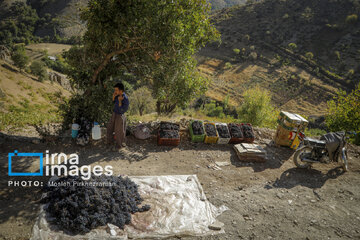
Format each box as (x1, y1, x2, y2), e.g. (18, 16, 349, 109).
(157, 130, 180, 146)
(228, 123, 244, 144)
(241, 123, 255, 143)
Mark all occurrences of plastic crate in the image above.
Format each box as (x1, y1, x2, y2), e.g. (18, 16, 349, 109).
(241, 123, 255, 143)
(215, 123, 231, 144)
(204, 122, 219, 143)
(228, 123, 244, 144)
(157, 130, 180, 146)
(189, 120, 205, 143)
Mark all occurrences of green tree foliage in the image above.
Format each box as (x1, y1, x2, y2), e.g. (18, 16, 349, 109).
(237, 86, 277, 127)
(326, 83, 360, 133)
(0, 2, 39, 45)
(0, 1, 71, 45)
(233, 48, 240, 55)
(204, 100, 225, 118)
(30, 60, 48, 82)
(11, 44, 29, 71)
(64, 0, 219, 124)
(288, 43, 297, 51)
(345, 14, 358, 24)
(129, 87, 155, 116)
(305, 52, 314, 59)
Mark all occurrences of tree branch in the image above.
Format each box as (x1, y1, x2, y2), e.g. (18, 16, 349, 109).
(91, 44, 139, 84)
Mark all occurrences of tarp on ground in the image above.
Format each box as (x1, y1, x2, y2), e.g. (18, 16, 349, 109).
(30, 175, 228, 240)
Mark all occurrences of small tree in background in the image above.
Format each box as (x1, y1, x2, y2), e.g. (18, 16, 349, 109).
(326, 83, 360, 134)
(237, 86, 277, 127)
(305, 52, 314, 59)
(130, 87, 155, 116)
(11, 44, 29, 72)
(204, 100, 224, 118)
(345, 14, 358, 24)
(288, 43, 297, 51)
(30, 60, 48, 82)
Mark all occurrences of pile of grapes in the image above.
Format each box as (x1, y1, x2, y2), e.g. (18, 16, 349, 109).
(204, 123, 217, 137)
(242, 124, 254, 138)
(216, 124, 231, 138)
(228, 123, 243, 138)
(191, 121, 204, 135)
(159, 122, 180, 131)
(41, 175, 150, 234)
(159, 129, 180, 138)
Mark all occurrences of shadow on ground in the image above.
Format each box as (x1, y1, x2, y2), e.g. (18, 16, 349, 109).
(229, 144, 295, 172)
(267, 166, 345, 189)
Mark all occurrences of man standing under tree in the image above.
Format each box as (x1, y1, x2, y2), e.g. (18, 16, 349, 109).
(107, 82, 129, 151)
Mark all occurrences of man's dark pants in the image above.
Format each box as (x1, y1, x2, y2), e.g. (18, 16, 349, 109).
(107, 112, 126, 147)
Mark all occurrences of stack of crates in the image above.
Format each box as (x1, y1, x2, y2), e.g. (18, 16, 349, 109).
(274, 111, 308, 149)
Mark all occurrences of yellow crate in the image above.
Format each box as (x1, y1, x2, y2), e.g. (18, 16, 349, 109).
(204, 123, 219, 143)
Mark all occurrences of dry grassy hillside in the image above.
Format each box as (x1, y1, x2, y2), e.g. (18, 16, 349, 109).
(0, 60, 71, 131)
(197, 0, 360, 116)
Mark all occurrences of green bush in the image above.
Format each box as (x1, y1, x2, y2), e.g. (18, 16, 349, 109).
(233, 48, 240, 55)
(288, 43, 297, 51)
(326, 83, 360, 135)
(304, 128, 327, 137)
(345, 14, 358, 24)
(237, 86, 278, 127)
(11, 45, 29, 71)
(224, 62, 233, 69)
(30, 60, 48, 82)
(305, 52, 314, 59)
(204, 100, 224, 118)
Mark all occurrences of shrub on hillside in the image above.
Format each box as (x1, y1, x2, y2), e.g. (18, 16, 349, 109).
(204, 101, 225, 118)
(326, 83, 360, 136)
(305, 52, 314, 59)
(11, 45, 29, 72)
(30, 60, 48, 82)
(345, 14, 358, 24)
(237, 86, 278, 127)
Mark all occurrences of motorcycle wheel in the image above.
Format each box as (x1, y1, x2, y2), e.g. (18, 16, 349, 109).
(341, 149, 349, 172)
(293, 146, 312, 169)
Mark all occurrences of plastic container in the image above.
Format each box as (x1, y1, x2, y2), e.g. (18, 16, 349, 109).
(91, 122, 101, 140)
(204, 122, 219, 144)
(241, 123, 255, 143)
(215, 123, 231, 144)
(157, 130, 180, 146)
(71, 123, 80, 138)
(189, 120, 205, 143)
(228, 123, 244, 144)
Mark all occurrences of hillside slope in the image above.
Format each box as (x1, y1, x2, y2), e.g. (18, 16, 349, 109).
(0, 60, 71, 131)
(197, 0, 360, 116)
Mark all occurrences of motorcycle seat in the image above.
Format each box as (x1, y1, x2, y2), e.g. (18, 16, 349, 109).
(304, 138, 326, 147)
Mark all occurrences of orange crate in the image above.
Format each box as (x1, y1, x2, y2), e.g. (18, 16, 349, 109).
(157, 130, 180, 146)
(228, 123, 244, 144)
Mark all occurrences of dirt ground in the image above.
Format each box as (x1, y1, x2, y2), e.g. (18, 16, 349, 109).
(0, 127, 359, 240)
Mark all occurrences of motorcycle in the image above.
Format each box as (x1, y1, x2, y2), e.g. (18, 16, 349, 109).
(293, 131, 349, 171)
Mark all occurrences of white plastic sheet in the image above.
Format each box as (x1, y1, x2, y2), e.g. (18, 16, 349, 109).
(31, 175, 228, 240)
